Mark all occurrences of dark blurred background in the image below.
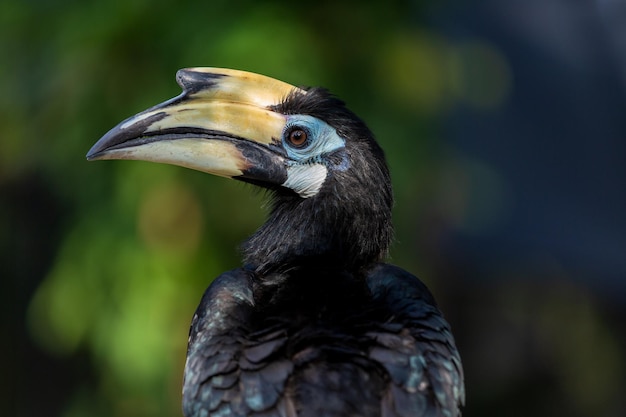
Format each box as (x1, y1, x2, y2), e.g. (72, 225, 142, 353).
(2, 0, 625, 416)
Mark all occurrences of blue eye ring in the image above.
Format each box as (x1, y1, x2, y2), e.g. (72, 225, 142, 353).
(284, 126, 310, 149)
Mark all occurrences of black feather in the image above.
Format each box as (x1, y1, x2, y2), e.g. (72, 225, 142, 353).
(182, 87, 464, 417)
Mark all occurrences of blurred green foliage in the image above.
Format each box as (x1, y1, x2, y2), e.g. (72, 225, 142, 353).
(2, 1, 624, 417)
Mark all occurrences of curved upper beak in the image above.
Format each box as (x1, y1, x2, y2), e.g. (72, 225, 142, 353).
(87, 67, 301, 185)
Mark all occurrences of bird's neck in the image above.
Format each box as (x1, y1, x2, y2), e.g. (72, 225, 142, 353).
(241, 185, 393, 276)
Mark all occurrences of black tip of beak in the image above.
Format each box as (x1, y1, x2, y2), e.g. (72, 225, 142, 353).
(86, 111, 170, 161)
(85, 150, 97, 160)
(86, 138, 106, 160)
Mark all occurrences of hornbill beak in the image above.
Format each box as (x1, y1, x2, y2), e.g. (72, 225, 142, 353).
(87, 68, 301, 186)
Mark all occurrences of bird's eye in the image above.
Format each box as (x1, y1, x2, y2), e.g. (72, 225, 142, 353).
(286, 128, 309, 148)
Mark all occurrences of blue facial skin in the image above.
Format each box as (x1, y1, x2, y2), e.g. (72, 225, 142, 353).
(282, 115, 348, 169)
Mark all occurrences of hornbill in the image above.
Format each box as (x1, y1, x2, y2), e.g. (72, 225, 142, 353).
(87, 68, 464, 417)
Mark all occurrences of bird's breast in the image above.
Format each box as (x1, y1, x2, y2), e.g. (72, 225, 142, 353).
(184, 298, 421, 417)
(183, 266, 462, 417)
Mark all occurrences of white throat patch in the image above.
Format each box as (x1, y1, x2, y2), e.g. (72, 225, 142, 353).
(282, 163, 328, 198)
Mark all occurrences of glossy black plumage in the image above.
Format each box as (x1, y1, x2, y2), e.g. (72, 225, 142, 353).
(183, 264, 463, 417)
(183, 88, 464, 416)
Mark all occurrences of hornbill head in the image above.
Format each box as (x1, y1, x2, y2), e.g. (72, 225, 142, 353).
(88, 68, 393, 274)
